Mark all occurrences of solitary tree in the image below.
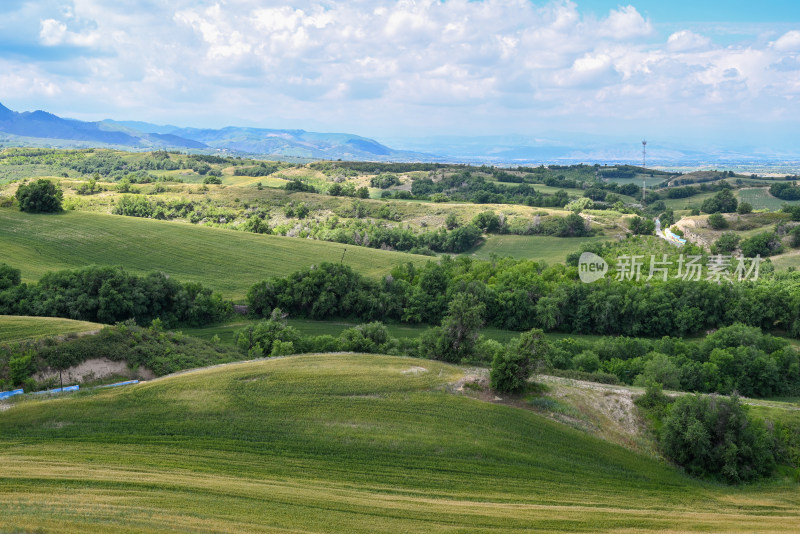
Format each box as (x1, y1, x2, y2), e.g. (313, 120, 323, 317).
(701, 189, 738, 214)
(490, 329, 550, 393)
(15, 179, 63, 213)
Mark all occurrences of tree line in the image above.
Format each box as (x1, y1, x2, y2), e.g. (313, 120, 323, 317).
(0, 264, 231, 327)
(246, 258, 800, 337)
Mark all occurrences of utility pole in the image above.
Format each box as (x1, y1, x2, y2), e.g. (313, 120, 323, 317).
(642, 140, 647, 202)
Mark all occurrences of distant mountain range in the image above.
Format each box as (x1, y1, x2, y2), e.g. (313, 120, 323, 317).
(1, 102, 799, 169)
(0, 102, 437, 161)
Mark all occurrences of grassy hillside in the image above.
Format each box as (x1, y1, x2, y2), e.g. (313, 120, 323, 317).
(738, 187, 800, 211)
(1, 353, 798, 532)
(0, 316, 102, 343)
(0, 208, 431, 300)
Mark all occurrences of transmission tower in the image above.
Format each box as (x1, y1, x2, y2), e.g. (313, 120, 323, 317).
(641, 140, 647, 202)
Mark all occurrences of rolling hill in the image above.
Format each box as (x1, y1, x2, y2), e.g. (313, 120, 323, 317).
(0, 316, 102, 343)
(0, 208, 432, 300)
(1, 353, 798, 532)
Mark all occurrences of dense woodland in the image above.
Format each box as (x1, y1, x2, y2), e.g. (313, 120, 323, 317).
(0, 264, 230, 327)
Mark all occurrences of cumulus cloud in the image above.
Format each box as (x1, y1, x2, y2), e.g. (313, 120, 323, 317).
(0, 0, 794, 137)
(596, 5, 652, 40)
(39, 17, 99, 47)
(773, 30, 800, 52)
(667, 30, 712, 52)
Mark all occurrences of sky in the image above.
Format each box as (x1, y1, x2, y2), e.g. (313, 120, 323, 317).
(1, 1, 799, 149)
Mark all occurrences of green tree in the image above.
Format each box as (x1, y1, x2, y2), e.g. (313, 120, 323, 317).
(711, 233, 740, 254)
(660, 394, 776, 483)
(445, 212, 459, 230)
(244, 215, 270, 234)
(236, 308, 300, 357)
(9, 350, 35, 386)
(0, 263, 21, 291)
(634, 352, 681, 390)
(736, 202, 753, 215)
(701, 189, 738, 214)
(490, 328, 550, 393)
(573, 350, 600, 372)
(628, 216, 655, 235)
(707, 212, 728, 230)
(471, 211, 502, 233)
(556, 212, 591, 237)
(15, 179, 63, 213)
(435, 293, 485, 363)
(791, 226, 800, 248)
(740, 232, 783, 257)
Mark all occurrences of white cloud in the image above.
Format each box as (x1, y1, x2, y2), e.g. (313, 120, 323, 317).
(0, 0, 793, 138)
(773, 30, 800, 52)
(667, 30, 712, 52)
(39, 18, 68, 46)
(39, 16, 99, 47)
(596, 5, 652, 40)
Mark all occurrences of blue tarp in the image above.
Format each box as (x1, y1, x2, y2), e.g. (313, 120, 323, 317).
(32, 385, 80, 395)
(0, 388, 24, 400)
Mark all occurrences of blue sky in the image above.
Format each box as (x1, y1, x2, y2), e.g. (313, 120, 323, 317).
(577, 1, 800, 23)
(1, 1, 799, 150)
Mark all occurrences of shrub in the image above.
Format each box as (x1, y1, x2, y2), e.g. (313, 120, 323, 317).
(490, 329, 549, 393)
(9, 351, 34, 386)
(628, 216, 655, 235)
(113, 195, 154, 217)
(472, 211, 502, 233)
(740, 232, 783, 257)
(236, 308, 300, 357)
(556, 212, 592, 237)
(633, 352, 681, 390)
(707, 212, 728, 230)
(572, 350, 600, 373)
(490, 350, 530, 393)
(285, 180, 316, 193)
(15, 179, 63, 213)
(791, 227, 800, 248)
(634, 380, 671, 417)
(660, 394, 777, 483)
(445, 213, 459, 230)
(0, 264, 21, 291)
(711, 233, 740, 254)
(737, 202, 753, 215)
(369, 174, 401, 189)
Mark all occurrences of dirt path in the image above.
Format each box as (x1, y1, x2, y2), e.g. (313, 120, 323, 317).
(540, 374, 800, 411)
(450, 370, 800, 458)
